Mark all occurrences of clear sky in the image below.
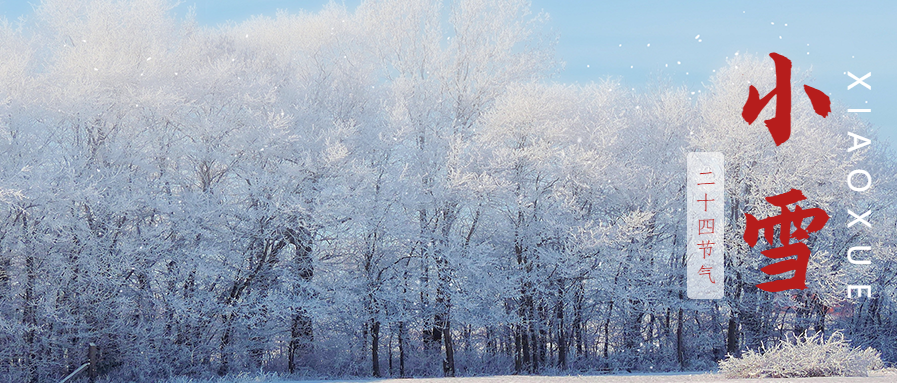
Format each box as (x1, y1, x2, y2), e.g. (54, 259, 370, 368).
(2, 0, 894, 149)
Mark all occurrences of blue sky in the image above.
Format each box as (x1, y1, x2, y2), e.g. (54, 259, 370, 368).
(2, 0, 894, 149)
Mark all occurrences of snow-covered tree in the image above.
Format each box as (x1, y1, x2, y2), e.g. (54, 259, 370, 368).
(0, 1, 894, 381)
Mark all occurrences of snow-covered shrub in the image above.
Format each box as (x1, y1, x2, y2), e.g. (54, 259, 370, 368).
(718, 331, 883, 378)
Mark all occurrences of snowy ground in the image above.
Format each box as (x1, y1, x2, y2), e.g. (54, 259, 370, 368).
(163, 369, 897, 383)
(261, 369, 897, 383)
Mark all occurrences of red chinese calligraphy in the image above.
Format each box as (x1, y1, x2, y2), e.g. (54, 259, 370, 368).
(697, 240, 714, 259)
(742, 53, 832, 146)
(698, 219, 715, 235)
(699, 265, 715, 284)
(697, 193, 715, 211)
(697, 171, 715, 185)
(743, 188, 830, 292)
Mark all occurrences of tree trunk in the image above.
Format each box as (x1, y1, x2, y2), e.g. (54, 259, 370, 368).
(726, 316, 739, 356)
(603, 301, 614, 359)
(815, 302, 826, 336)
(286, 226, 314, 374)
(388, 329, 393, 376)
(435, 247, 455, 377)
(371, 319, 381, 377)
(520, 300, 533, 373)
(557, 292, 567, 369)
(442, 320, 455, 377)
(514, 325, 522, 373)
(398, 321, 406, 378)
(24, 252, 38, 383)
(573, 282, 584, 358)
(535, 305, 545, 373)
(676, 308, 685, 370)
(217, 316, 233, 376)
(288, 310, 313, 374)
(521, 322, 531, 373)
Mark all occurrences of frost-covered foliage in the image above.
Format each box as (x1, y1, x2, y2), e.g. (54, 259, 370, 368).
(1, 0, 896, 382)
(718, 331, 884, 378)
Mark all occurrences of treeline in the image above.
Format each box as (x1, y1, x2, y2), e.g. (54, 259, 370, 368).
(0, 0, 895, 382)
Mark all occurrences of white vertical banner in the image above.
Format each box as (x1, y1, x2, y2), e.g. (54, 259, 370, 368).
(687, 152, 724, 299)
